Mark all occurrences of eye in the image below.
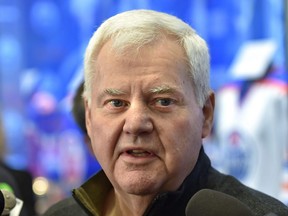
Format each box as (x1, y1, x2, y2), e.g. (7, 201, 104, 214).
(155, 98, 174, 107)
(104, 99, 129, 112)
(109, 99, 126, 107)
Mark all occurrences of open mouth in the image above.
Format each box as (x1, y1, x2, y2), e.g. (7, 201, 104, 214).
(126, 149, 153, 157)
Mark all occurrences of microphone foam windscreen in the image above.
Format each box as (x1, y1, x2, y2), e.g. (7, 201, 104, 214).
(185, 189, 254, 216)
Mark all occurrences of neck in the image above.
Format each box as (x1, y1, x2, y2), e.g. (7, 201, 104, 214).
(103, 189, 155, 216)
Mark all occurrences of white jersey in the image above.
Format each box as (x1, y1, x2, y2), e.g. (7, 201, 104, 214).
(214, 77, 288, 200)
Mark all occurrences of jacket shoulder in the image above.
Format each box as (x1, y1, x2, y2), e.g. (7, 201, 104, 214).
(42, 197, 87, 216)
(207, 167, 288, 216)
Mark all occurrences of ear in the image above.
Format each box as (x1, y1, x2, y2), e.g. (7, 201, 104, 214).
(84, 99, 92, 139)
(201, 92, 215, 138)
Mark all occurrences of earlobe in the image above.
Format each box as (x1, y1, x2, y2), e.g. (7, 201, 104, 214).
(201, 92, 215, 138)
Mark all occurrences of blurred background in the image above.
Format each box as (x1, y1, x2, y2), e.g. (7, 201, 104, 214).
(0, 0, 287, 215)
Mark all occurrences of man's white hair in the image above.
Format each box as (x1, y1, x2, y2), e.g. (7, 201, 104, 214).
(83, 9, 211, 107)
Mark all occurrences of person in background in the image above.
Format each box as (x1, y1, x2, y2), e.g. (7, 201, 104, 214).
(71, 81, 92, 153)
(43, 9, 288, 215)
(71, 81, 101, 180)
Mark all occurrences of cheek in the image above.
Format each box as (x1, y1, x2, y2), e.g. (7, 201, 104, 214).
(168, 113, 203, 145)
(88, 113, 124, 167)
(88, 116, 113, 161)
(162, 116, 203, 167)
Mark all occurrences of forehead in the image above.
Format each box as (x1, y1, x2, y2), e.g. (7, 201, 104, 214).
(95, 38, 189, 74)
(101, 34, 187, 61)
(92, 39, 193, 92)
(91, 39, 196, 102)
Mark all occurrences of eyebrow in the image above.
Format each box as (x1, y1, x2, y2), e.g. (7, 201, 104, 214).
(149, 85, 177, 94)
(99, 85, 178, 99)
(103, 88, 126, 96)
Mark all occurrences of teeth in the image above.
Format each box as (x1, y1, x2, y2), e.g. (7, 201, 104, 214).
(131, 150, 146, 153)
(128, 150, 150, 157)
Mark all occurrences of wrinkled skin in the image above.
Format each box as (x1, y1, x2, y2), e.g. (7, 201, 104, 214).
(85, 38, 214, 215)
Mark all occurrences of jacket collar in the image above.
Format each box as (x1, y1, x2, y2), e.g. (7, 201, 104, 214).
(143, 147, 211, 215)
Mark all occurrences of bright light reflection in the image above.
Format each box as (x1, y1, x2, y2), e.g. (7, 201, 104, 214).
(33, 177, 49, 196)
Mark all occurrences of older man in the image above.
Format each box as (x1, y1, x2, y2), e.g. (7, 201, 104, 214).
(44, 9, 288, 216)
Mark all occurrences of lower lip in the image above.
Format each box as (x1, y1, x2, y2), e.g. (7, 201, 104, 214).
(120, 152, 157, 164)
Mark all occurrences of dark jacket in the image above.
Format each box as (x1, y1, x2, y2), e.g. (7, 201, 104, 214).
(43, 148, 288, 216)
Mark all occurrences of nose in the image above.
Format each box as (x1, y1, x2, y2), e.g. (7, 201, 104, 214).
(123, 103, 153, 135)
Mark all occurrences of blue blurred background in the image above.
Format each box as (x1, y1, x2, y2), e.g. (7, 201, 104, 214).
(0, 0, 287, 214)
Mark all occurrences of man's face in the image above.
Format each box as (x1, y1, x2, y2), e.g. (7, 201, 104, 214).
(85, 38, 214, 196)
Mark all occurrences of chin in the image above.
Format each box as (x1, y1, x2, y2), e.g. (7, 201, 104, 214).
(125, 185, 157, 196)
(118, 174, 162, 195)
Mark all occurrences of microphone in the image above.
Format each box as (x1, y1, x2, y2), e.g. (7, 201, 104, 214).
(0, 189, 16, 215)
(185, 189, 254, 216)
